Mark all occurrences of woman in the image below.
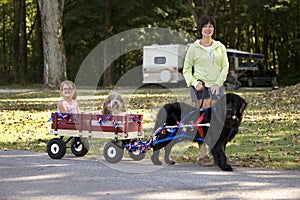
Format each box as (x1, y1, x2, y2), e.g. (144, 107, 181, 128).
(183, 16, 229, 109)
(57, 80, 80, 114)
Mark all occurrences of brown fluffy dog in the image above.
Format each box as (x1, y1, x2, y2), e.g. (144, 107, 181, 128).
(102, 93, 126, 115)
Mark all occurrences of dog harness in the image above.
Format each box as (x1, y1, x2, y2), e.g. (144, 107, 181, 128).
(194, 113, 205, 138)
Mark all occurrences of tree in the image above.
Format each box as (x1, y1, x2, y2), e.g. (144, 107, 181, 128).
(229, 0, 236, 49)
(1, 0, 298, 86)
(103, 0, 113, 88)
(38, 0, 66, 89)
(13, 0, 27, 84)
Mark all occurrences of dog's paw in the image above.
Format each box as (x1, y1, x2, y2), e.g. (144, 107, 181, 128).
(154, 161, 163, 165)
(166, 160, 176, 165)
(222, 164, 233, 171)
(151, 156, 162, 165)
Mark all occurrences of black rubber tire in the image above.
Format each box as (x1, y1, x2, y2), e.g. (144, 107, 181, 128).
(47, 138, 66, 159)
(129, 150, 146, 161)
(70, 137, 89, 157)
(103, 141, 124, 163)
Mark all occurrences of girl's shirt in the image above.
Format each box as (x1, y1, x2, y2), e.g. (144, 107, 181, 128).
(57, 99, 79, 114)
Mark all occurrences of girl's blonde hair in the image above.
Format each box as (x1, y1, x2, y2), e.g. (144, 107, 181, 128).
(60, 80, 77, 100)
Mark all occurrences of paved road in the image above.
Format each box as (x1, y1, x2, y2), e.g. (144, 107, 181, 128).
(0, 150, 299, 200)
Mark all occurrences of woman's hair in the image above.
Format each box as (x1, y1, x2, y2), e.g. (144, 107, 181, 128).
(60, 80, 77, 100)
(197, 16, 216, 38)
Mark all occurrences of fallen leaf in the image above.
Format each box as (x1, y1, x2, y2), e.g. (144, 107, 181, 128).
(256, 146, 264, 151)
(293, 158, 300, 163)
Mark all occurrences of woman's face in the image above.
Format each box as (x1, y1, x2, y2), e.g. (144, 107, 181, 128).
(201, 22, 214, 38)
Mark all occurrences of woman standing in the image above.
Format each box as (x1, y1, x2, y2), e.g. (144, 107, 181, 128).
(183, 16, 229, 109)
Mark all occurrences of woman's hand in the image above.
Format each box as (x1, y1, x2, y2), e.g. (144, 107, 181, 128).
(210, 84, 220, 95)
(195, 81, 205, 91)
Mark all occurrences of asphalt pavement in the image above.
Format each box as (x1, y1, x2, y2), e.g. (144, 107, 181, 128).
(0, 150, 299, 200)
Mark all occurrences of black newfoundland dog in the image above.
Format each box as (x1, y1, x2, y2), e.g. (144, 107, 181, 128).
(151, 93, 247, 171)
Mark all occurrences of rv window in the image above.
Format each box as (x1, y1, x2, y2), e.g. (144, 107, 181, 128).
(154, 57, 166, 64)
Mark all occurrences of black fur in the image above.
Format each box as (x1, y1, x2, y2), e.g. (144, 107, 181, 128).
(151, 93, 247, 171)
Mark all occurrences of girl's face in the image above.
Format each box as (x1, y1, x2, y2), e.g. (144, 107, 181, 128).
(61, 83, 74, 98)
(201, 22, 214, 38)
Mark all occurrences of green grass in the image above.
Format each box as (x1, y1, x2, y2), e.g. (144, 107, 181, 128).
(0, 86, 299, 170)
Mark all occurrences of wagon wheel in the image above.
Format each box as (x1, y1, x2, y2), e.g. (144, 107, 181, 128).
(47, 138, 66, 159)
(129, 150, 146, 161)
(103, 141, 124, 163)
(70, 137, 89, 157)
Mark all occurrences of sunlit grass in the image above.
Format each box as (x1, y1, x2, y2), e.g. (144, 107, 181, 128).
(0, 86, 299, 170)
(0, 110, 53, 151)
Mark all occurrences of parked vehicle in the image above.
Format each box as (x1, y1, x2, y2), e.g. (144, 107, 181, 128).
(226, 49, 278, 88)
(142, 44, 277, 88)
(142, 44, 187, 84)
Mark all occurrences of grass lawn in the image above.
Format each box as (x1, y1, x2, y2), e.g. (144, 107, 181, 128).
(0, 85, 299, 170)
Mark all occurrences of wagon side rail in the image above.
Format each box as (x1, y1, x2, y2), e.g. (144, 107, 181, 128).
(50, 112, 144, 139)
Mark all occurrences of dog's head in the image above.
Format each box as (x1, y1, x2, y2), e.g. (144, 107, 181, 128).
(102, 93, 126, 115)
(223, 93, 247, 129)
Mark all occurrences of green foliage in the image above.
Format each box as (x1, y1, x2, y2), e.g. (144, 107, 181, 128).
(0, 0, 299, 85)
(61, 0, 300, 85)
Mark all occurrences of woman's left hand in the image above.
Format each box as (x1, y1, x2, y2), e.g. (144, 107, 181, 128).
(210, 84, 220, 95)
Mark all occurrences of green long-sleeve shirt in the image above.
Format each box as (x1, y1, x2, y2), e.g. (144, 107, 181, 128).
(183, 39, 229, 88)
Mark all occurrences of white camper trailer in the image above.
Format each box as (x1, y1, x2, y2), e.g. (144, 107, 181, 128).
(142, 44, 187, 84)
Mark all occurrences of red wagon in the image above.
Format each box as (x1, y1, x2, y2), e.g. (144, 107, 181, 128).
(47, 112, 144, 163)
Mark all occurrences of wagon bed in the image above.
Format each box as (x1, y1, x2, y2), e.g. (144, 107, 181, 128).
(47, 112, 144, 161)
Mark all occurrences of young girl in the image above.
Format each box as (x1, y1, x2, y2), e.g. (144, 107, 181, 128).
(57, 80, 80, 114)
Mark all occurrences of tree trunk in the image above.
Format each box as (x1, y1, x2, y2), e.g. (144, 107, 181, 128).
(201, 0, 209, 16)
(103, 0, 113, 88)
(187, 0, 200, 37)
(262, 20, 270, 70)
(2, 4, 7, 74)
(253, 22, 260, 53)
(229, 0, 236, 48)
(38, 0, 66, 89)
(13, 0, 20, 82)
(36, 0, 44, 83)
(19, 0, 27, 85)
